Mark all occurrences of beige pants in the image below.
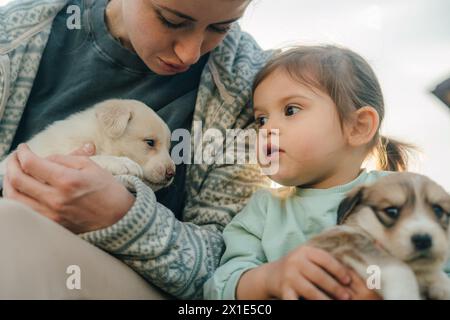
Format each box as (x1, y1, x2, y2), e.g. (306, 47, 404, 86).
(0, 199, 170, 299)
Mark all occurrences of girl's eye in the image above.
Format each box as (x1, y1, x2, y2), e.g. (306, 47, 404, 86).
(255, 116, 268, 127)
(285, 105, 301, 116)
(146, 139, 156, 147)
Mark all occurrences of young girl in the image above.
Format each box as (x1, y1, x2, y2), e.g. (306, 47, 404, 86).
(204, 45, 413, 300)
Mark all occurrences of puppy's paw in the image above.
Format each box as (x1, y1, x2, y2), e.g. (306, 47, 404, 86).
(111, 157, 144, 178)
(90, 156, 144, 179)
(427, 276, 450, 300)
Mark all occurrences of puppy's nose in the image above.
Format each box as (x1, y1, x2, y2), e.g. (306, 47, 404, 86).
(411, 234, 433, 251)
(165, 167, 175, 180)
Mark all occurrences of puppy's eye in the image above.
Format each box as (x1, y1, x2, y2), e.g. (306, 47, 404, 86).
(384, 207, 400, 219)
(432, 205, 445, 219)
(145, 139, 155, 147)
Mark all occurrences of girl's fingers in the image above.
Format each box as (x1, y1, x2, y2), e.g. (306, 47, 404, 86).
(293, 274, 331, 300)
(347, 269, 382, 300)
(348, 269, 365, 288)
(281, 288, 298, 300)
(301, 260, 351, 300)
(308, 248, 351, 285)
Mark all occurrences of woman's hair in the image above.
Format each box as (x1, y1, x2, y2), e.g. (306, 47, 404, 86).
(253, 45, 414, 172)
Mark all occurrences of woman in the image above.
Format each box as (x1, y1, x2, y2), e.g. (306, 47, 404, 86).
(0, 0, 271, 299)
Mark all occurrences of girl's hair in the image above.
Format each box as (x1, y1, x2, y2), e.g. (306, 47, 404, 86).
(253, 45, 414, 172)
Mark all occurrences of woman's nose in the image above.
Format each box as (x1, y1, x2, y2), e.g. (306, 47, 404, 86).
(174, 34, 203, 66)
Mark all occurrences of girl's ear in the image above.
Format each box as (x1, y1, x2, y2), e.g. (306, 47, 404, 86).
(345, 106, 380, 147)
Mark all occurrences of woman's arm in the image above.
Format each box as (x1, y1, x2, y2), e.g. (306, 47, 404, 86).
(3, 144, 269, 299)
(85, 163, 269, 300)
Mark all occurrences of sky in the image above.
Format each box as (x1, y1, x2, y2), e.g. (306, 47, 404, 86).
(240, 0, 450, 190)
(1, 0, 449, 190)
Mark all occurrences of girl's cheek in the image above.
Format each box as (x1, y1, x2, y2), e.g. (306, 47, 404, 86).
(294, 126, 321, 150)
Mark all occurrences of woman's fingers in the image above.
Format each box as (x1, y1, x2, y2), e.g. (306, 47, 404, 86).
(68, 143, 96, 157)
(5, 151, 56, 204)
(308, 248, 351, 286)
(10, 146, 90, 211)
(301, 260, 351, 300)
(2, 174, 60, 222)
(45, 153, 92, 170)
(15, 144, 75, 187)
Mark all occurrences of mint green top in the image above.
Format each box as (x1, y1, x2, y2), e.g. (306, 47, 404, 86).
(204, 170, 391, 299)
(205, 169, 450, 299)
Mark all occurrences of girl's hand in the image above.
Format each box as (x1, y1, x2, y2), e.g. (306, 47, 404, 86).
(2, 143, 135, 234)
(266, 245, 353, 300)
(347, 269, 382, 300)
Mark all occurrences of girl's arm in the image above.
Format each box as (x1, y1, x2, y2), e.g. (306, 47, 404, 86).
(204, 190, 354, 300)
(204, 191, 270, 300)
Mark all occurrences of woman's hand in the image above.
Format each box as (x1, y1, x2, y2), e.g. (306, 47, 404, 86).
(237, 245, 353, 300)
(2, 143, 135, 234)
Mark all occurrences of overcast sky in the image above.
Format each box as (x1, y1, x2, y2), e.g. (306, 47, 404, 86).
(1, 0, 449, 189)
(241, 0, 450, 190)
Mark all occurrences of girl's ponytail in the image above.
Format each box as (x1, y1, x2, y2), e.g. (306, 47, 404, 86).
(375, 136, 415, 172)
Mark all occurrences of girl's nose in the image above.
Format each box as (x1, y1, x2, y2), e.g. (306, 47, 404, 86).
(174, 33, 203, 66)
(262, 120, 279, 137)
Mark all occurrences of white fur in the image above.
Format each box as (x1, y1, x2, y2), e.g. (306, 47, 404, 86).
(0, 99, 175, 191)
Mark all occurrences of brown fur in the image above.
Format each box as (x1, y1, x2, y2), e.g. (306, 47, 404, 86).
(307, 172, 450, 300)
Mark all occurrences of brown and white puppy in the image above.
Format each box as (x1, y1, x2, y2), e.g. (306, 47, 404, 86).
(0, 99, 175, 191)
(308, 172, 450, 300)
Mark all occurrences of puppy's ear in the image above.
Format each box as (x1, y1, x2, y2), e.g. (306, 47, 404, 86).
(337, 186, 365, 225)
(96, 103, 132, 138)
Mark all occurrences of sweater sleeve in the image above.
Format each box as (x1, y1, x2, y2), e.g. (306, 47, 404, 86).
(203, 190, 269, 300)
(80, 164, 269, 300)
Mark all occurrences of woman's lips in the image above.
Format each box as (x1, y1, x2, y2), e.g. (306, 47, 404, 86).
(158, 58, 190, 73)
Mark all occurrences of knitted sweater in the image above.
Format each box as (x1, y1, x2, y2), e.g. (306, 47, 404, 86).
(0, 0, 272, 299)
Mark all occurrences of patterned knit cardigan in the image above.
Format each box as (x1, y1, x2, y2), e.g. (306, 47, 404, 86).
(0, 0, 273, 299)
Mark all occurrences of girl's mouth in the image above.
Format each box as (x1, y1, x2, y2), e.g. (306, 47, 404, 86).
(265, 143, 284, 158)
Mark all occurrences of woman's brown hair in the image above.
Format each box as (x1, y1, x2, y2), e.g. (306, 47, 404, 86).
(253, 45, 414, 171)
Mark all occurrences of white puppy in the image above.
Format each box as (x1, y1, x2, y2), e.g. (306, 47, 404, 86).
(0, 99, 175, 191)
